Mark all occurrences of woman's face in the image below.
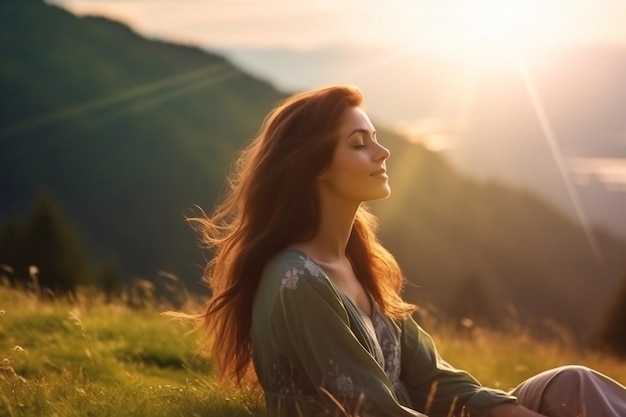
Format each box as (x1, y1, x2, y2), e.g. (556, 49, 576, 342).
(318, 107, 391, 203)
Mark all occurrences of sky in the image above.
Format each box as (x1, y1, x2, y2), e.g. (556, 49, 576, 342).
(50, 0, 626, 55)
(45, 0, 626, 240)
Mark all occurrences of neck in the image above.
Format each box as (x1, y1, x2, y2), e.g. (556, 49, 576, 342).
(297, 195, 360, 263)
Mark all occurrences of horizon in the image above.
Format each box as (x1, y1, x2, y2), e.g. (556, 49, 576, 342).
(49, 0, 626, 53)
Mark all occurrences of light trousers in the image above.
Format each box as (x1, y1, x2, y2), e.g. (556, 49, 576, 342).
(510, 365, 626, 417)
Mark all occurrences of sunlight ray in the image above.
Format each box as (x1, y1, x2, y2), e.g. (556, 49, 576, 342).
(369, 46, 477, 222)
(0, 62, 233, 141)
(517, 60, 603, 264)
(64, 68, 240, 135)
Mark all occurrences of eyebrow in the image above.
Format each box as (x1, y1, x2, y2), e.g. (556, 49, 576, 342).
(346, 128, 376, 139)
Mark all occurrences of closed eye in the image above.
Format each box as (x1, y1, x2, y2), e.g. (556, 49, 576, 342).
(347, 128, 376, 142)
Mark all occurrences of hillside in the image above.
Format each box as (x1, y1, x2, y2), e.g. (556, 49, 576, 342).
(0, 1, 283, 289)
(1, 1, 625, 339)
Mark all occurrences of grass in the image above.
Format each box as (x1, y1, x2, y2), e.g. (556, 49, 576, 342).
(429, 322, 626, 392)
(0, 284, 266, 417)
(0, 284, 625, 416)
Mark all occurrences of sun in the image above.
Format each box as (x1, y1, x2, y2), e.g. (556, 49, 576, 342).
(428, 1, 559, 70)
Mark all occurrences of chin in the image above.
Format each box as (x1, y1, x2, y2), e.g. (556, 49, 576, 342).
(370, 187, 391, 201)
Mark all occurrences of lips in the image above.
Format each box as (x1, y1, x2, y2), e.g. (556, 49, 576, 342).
(370, 168, 387, 176)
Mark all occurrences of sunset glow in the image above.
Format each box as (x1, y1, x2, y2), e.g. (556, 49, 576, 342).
(439, 1, 554, 67)
(50, 0, 626, 53)
(42, 0, 626, 244)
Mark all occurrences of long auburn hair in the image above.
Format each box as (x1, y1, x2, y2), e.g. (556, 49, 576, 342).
(191, 85, 414, 384)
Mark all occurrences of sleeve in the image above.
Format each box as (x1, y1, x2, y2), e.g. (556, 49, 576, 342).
(399, 315, 517, 417)
(271, 267, 427, 417)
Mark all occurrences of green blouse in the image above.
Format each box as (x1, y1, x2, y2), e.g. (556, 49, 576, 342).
(251, 249, 515, 417)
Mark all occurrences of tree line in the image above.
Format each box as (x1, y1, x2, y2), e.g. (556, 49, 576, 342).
(0, 192, 92, 295)
(0, 192, 191, 309)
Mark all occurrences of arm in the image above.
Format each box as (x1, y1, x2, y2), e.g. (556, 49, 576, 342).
(399, 316, 517, 416)
(271, 261, 426, 417)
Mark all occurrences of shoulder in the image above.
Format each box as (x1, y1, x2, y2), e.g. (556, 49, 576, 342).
(257, 248, 348, 320)
(261, 248, 327, 291)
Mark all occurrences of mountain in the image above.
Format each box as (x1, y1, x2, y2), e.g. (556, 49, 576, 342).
(0, 1, 283, 289)
(1, 2, 625, 340)
(220, 44, 626, 239)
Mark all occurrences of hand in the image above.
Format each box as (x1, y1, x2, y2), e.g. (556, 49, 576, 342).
(489, 403, 546, 417)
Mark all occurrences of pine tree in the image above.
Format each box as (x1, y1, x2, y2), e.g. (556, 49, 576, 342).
(20, 192, 93, 295)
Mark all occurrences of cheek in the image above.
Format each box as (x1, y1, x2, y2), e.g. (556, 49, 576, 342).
(322, 164, 358, 191)
(326, 150, 369, 184)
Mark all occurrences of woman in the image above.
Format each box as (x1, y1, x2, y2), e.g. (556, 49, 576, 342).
(192, 85, 626, 416)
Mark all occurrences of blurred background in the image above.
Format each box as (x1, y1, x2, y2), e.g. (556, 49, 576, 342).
(1, 0, 625, 349)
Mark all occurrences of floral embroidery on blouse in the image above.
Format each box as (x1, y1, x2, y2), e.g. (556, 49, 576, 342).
(373, 310, 401, 388)
(280, 255, 324, 290)
(329, 359, 355, 400)
(281, 268, 300, 290)
(327, 358, 381, 417)
(254, 249, 516, 417)
(303, 258, 322, 278)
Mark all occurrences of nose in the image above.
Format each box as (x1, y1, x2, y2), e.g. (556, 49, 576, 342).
(375, 142, 390, 161)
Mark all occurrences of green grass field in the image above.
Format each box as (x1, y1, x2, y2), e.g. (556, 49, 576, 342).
(1, 284, 624, 416)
